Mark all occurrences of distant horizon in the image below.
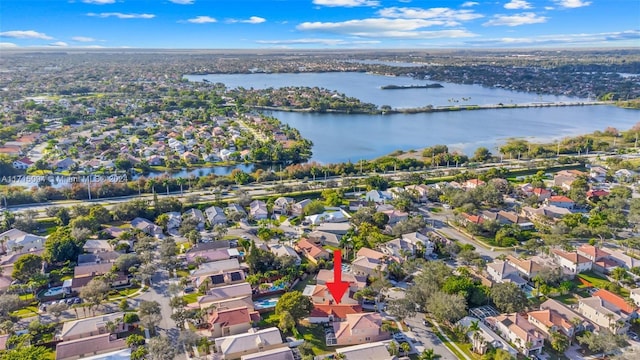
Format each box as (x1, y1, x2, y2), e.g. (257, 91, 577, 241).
(1, 0, 638, 49)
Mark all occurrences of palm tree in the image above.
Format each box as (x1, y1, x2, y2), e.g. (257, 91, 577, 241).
(162, 177, 170, 195)
(147, 178, 157, 195)
(177, 177, 186, 195)
(611, 267, 627, 285)
(400, 342, 411, 357)
(419, 348, 440, 360)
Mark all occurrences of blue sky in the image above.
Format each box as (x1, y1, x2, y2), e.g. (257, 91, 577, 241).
(1, 0, 638, 49)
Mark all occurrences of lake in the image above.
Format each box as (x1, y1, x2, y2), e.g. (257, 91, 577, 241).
(185, 71, 581, 109)
(186, 72, 639, 164)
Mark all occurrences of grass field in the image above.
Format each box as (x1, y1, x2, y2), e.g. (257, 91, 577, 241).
(577, 271, 628, 296)
(298, 323, 330, 355)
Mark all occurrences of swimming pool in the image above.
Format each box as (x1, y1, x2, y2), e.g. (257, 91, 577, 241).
(523, 285, 536, 298)
(44, 286, 64, 297)
(254, 297, 280, 310)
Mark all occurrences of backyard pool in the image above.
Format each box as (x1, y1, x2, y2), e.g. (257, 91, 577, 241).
(523, 285, 536, 299)
(43, 286, 64, 297)
(254, 296, 280, 310)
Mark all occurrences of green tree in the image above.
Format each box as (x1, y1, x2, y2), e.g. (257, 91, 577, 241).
(1, 345, 50, 360)
(550, 330, 570, 353)
(11, 254, 43, 283)
(79, 277, 110, 315)
(275, 291, 313, 324)
(426, 291, 467, 324)
(303, 200, 325, 216)
(44, 226, 83, 264)
(490, 283, 528, 313)
(278, 310, 296, 334)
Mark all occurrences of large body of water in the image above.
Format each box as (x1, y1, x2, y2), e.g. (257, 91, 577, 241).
(187, 72, 639, 164)
(186, 72, 581, 109)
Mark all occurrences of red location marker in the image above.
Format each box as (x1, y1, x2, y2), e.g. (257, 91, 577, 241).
(326, 249, 350, 304)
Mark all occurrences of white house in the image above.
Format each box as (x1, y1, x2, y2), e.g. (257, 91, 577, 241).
(551, 249, 592, 275)
(249, 200, 269, 220)
(12, 157, 33, 170)
(205, 206, 227, 225)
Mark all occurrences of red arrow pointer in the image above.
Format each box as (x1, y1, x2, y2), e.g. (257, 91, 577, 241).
(326, 249, 350, 304)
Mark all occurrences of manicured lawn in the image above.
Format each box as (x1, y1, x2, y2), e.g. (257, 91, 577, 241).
(551, 294, 578, 305)
(298, 323, 330, 355)
(10, 305, 39, 318)
(577, 271, 628, 297)
(183, 292, 201, 304)
(257, 311, 280, 328)
(176, 269, 190, 278)
(108, 285, 141, 299)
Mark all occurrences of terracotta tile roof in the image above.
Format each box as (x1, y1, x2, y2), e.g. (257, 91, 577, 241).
(462, 213, 484, 224)
(310, 304, 362, 319)
(356, 247, 386, 260)
(506, 255, 543, 275)
(577, 244, 610, 259)
(296, 238, 329, 259)
(548, 195, 574, 203)
(528, 309, 572, 332)
(551, 249, 591, 264)
(209, 306, 252, 327)
(593, 289, 636, 315)
(533, 188, 551, 196)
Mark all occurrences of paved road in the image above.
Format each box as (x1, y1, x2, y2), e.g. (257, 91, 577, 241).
(404, 313, 458, 360)
(428, 210, 513, 260)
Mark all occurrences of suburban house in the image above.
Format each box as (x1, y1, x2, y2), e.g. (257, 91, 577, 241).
(184, 208, 206, 231)
(240, 347, 295, 360)
(364, 190, 393, 203)
(226, 203, 247, 218)
(292, 199, 311, 216)
(577, 244, 618, 273)
(316, 269, 367, 292)
(190, 259, 244, 287)
(539, 299, 594, 334)
(551, 249, 593, 275)
(350, 255, 387, 278)
(458, 316, 518, 357)
(527, 309, 575, 338)
(57, 312, 126, 341)
(194, 282, 254, 311)
(485, 313, 545, 356)
(545, 196, 576, 210)
(12, 157, 33, 170)
(462, 178, 486, 190)
(214, 327, 286, 360)
(55, 334, 127, 360)
(380, 232, 434, 259)
(630, 288, 640, 307)
(273, 197, 294, 215)
(307, 230, 341, 247)
(379, 208, 409, 226)
(185, 248, 233, 265)
(589, 166, 608, 182)
(295, 238, 330, 264)
(130, 217, 163, 238)
(531, 188, 552, 201)
(553, 170, 584, 190)
(0, 228, 46, 255)
(205, 206, 228, 225)
(614, 169, 636, 182)
(578, 289, 636, 334)
(304, 283, 360, 306)
(249, 200, 269, 220)
(505, 255, 543, 280)
(521, 205, 572, 222)
(207, 306, 260, 338)
(308, 304, 363, 323)
(335, 342, 396, 360)
(327, 312, 390, 346)
(268, 244, 301, 265)
(486, 261, 527, 288)
(606, 249, 640, 270)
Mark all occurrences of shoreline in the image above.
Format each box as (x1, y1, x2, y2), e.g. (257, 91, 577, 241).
(250, 100, 614, 115)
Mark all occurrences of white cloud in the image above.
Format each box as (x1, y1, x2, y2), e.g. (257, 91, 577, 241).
(504, 0, 532, 10)
(169, 0, 195, 4)
(49, 41, 69, 47)
(186, 16, 217, 23)
(0, 30, 53, 40)
(298, 19, 476, 39)
(72, 36, 96, 42)
(553, 0, 592, 8)
(377, 7, 483, 24)
(0, 42, 18, 48)
(82, 0, 116, 4)
(483, 12, 547, 26)
(227, 16, 266, 24)
(312, 0, 379, 7)
(87, 12, 155, 19)
(461, 1, 478, 6)
(544, 6, 555, 10)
